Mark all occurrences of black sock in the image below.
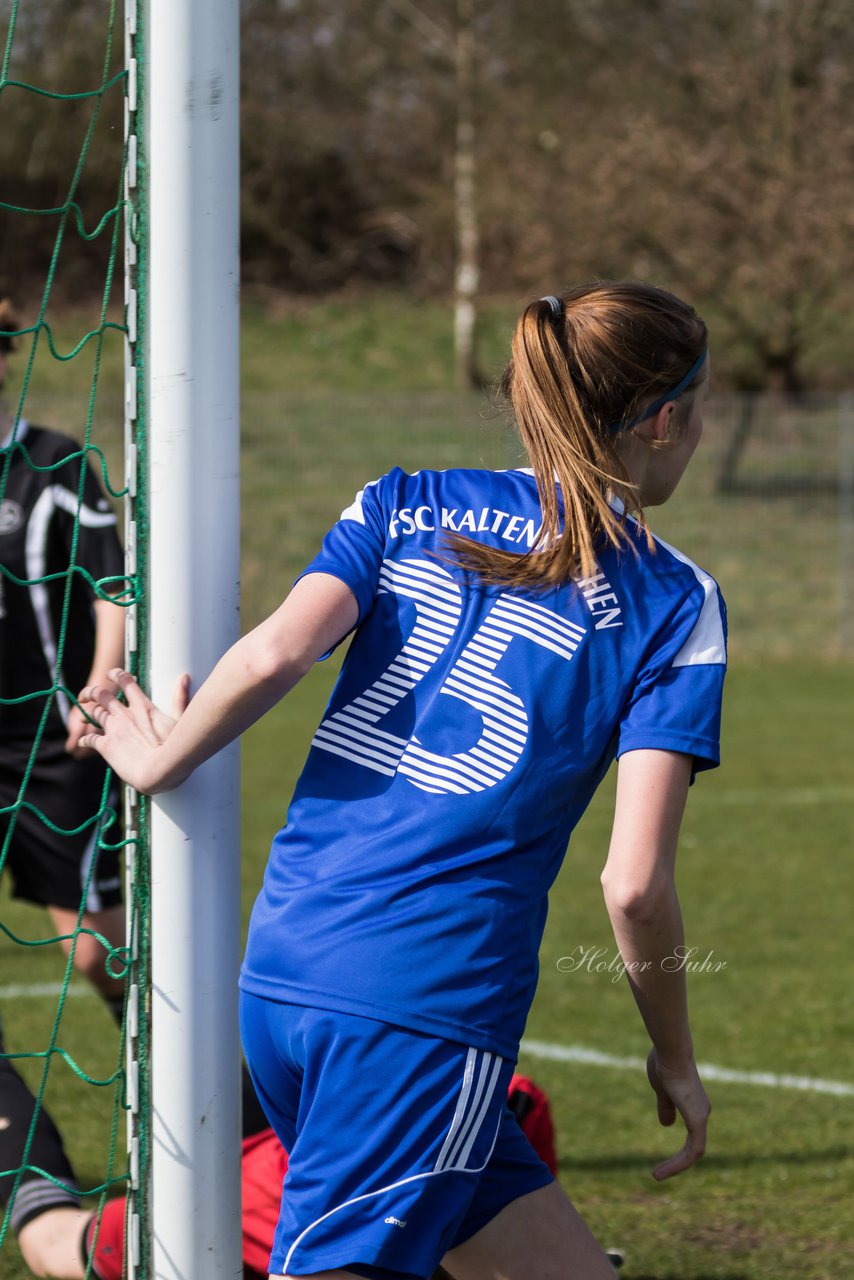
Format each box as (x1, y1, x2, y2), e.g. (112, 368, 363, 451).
(80, 1214, 93, 1270)
(0, 1054, 80, 1232)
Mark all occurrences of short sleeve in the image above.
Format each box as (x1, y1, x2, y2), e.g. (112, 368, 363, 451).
(294, 475, 389, 625)
(617, 572, 727, 775)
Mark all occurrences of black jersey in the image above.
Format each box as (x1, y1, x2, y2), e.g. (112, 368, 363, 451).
(0, 422, 124, 745)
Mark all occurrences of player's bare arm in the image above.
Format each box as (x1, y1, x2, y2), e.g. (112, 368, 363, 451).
(65, 594, 126, 756)
(78, 572, 358, 794)
(601, 747, 711, 1182)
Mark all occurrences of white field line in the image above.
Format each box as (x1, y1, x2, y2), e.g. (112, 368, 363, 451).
(3, 984, 852, 1099)
(520, 1039, 854, 1098)
(0, 982, 90, 1000)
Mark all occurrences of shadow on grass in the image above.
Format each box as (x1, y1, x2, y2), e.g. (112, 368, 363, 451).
(560, 1143, 852, 1173)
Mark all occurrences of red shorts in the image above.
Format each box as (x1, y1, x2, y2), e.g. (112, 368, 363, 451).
(241, 1128, 289, 1275)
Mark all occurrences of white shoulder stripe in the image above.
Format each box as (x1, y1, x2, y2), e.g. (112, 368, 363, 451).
(339, 477, 382, 525)
(672, 573, 726, 667)
(648, 531, 726, 668)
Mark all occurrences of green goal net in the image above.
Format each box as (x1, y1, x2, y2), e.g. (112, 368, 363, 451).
(0, 1, 146, 1276)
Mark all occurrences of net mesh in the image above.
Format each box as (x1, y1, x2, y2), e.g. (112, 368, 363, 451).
(0, 2, 142, 1275)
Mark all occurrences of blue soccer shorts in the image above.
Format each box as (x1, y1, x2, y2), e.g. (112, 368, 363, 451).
(239, 991, 554, 1279)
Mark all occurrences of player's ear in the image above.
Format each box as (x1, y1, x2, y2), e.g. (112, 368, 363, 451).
(636, 402, 676, 446)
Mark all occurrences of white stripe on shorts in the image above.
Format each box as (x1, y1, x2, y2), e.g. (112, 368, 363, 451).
(434, 1048, 503, 1173)
(281, 1044, 506, 1275)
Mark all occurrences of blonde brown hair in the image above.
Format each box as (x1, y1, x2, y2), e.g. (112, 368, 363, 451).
(449, 281, 707, 588)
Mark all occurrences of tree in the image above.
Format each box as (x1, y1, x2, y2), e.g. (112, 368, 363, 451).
(452, 0, 481, 388)
(571, 0, 854, 390)
(0, 0, 124, 298)
(4, 0, 854, 390)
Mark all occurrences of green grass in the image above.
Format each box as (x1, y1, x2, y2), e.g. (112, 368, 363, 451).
(2, 296, 853, 1278)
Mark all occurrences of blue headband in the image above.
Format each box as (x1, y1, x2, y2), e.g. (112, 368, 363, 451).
(614, 348, 708, 432)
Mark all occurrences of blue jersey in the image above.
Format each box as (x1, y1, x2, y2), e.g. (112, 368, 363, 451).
(240, 467, 727, 1058)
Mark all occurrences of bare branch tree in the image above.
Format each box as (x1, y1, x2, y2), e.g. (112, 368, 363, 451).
(453, 0, 481, 388)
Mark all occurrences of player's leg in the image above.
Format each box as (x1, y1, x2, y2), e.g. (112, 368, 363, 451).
(5, 750, 126, 1020)
(0, 1047, 84, 1276)
(49, 768, 126, 1015)
(20, 1190, 128, 1280)
(17, 1205, 89, 1279)
(47, 903, 126, 1005)
(441, 1178, 617, 1280)
(38, 762, 126, 1019)
(49, 782, 126, 1023)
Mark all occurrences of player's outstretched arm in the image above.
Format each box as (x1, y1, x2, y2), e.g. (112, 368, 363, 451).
(601, 748, 711, 1181)
(78, 572, 358, 795)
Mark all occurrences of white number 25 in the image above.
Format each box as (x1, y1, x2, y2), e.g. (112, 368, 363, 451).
(312, 558, 585, 795)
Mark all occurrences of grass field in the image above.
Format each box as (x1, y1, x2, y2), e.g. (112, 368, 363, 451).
(1, 297, 853, 1278)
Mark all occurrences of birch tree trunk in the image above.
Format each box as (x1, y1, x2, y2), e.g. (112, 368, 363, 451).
(453, 0, 481, 389)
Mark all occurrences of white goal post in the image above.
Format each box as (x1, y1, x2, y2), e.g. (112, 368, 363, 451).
(127, 1, 242, 1276)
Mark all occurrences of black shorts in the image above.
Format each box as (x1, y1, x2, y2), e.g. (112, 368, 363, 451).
(0, 737, 123, 912)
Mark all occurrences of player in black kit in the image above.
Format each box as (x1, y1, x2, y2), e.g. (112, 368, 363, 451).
(0, 295, 126, 1012)
(0, 292, 128, 1242)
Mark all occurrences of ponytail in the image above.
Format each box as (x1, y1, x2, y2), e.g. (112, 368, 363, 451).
(447, 281, 708, 588)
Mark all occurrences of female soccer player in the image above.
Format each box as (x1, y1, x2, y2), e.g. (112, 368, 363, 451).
(79, 281, 726, 1280)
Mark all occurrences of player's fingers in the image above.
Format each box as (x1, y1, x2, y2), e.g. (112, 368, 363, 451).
(656, 1090, 677, 1127)
(77, 732, 104, 753)
(65, 709, 83, 751)
(66, 729, 88, 754)
(108, 668, 150, 710)
(78, 682, 121, 712)
(652, 1123, 707, 1180)
(652, 1147, 689, 1181)
(646, 1053, 677, 1127)
(79, 696, 114, 723)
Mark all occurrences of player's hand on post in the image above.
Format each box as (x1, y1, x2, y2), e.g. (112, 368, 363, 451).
(68, 668, 175, 758)
(646, 1047, 710, 1181)
(77, 668, 191, 792)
